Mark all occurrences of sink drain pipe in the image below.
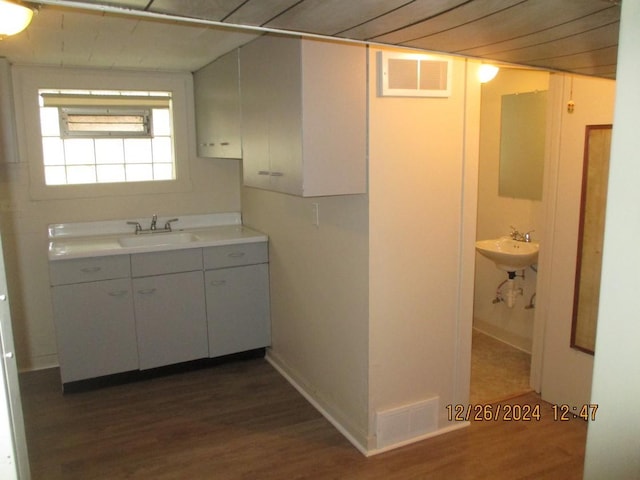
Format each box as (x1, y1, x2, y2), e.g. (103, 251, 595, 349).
(492, 272, 524, 308)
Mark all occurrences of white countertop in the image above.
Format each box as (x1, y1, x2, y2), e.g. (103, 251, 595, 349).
(48, 213, 267, 261)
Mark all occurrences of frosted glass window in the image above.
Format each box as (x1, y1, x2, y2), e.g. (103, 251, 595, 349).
(126, 164, 153, 181)
(67, 166, 96, 184)
(153, 109, 171, 136)
(44, 166, 67, 185)
(152, 137, 172, 163)
(153, 163, 173, 180)
(38, 89, 175, 185)
(42, 138, 65, 165)
(40, 107, 61, 136)
(95, 139, 125, 164)
(97, 164, 126, 183)
(124, 138, 153, 164)
(64, 139, 95, 165)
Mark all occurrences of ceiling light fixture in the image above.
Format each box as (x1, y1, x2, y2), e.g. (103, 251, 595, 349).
(478, 64, 500, 83)
(0, 0, 35, 38)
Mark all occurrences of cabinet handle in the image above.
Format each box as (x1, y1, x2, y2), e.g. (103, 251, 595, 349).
(108, 290, 129, 297)
(258, 170, 270, 176)
(80, 266, 101, 273)
(220, 142, 230, 146)
(270, 172, 284, 177)
(228, 252, 245, 258)
(209, 280, 227, 287)
(137, 288, 157, 295)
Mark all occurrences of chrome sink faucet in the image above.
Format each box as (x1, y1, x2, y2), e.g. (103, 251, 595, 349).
(164, 218, 178, 231)
(126, 221, 142, 233)
(126, 215, 179, 234)
(510, 225, 534, 242)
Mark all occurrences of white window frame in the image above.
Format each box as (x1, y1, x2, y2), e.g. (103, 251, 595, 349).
(12, 66, 194, 200)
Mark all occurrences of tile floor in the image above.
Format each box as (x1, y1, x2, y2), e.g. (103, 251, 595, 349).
(470, 329, 532, 404)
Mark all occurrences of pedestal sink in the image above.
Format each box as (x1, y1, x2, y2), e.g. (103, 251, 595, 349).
(475, 236, 539, 272)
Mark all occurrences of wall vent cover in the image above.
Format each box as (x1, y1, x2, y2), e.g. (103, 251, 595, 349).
(376, 396, 439, 449)
(377, 51, 452, 98)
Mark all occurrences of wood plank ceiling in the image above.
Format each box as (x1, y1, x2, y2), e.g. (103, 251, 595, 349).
(1, 0, 621, 78)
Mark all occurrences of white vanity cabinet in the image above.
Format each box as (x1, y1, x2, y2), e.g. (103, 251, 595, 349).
(131, 249, 208, 370)
(50, 256, 138, 383)
(240, 34, 367, 196)
(204, 243, 270, 357)
(49, 224, 270, 388)
(193, 49, 242, 159)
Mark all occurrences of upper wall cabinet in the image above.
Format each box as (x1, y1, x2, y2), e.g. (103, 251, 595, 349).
(193, 49, 242, 159)
(240, 34, 367, 197)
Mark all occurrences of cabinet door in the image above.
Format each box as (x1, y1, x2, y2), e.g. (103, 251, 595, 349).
(240, 37, 272, 189)
(264, 35, 303, 195)
(133, 271, 208, 370)
(205, 264, 270, 357)
(212, 50, 242, 158)
(193, 61, 216, 157)
(52, 278, 138, 383)
(241, 34, 303, 194)
(194, 50, 241, 159)
(300, 39, 367, 196)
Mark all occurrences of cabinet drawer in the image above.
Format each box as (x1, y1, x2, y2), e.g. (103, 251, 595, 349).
(49, 255, 130, 286)
(131, 248, 203, 277)
(203, 242, 268, 269)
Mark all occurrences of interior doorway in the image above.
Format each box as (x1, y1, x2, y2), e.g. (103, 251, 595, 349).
(470, 67, 551, 403)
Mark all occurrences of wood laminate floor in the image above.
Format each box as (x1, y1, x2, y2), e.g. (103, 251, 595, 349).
(20, 358, 587, 479)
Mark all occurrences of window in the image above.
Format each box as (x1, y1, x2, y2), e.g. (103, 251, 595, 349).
(60, 108, 151, 137)
(38, 89, 175, 185)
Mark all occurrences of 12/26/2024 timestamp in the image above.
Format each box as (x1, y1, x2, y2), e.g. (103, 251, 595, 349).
(446, 403, 599, 422)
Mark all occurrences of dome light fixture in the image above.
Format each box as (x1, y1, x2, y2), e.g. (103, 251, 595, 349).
(0, 0, 35, 38)
(478, 64, 500, 83)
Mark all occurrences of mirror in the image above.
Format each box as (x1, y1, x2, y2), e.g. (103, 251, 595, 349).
(499, 90, 547, 200)
(571, 124, 612, 354)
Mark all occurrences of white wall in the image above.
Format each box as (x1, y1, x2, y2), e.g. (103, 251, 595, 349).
(474, 69, 549, 352)
(584, 1, 640, 476)
(368, 47, 480, 447)
(0, 65, 241, 371)
(242, 45, 481, 454)
(241, 190, 370, 450)
(535, 73, 615, 406)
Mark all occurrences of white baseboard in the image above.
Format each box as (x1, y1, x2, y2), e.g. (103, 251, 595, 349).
(265, 351, 370, 456)
(473, 321, 532, 354)
(266, 351, 471, 457)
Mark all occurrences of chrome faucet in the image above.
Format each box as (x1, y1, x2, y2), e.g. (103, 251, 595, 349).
(126, 215, 179, 234)
(510, 225, 534, 242)
(164, 218, 178, 231)
(126, 221, 142, 233)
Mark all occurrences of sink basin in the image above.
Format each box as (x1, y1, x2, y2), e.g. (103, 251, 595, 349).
(118, 232, 199, 248)
(475, 237, 539, 272)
